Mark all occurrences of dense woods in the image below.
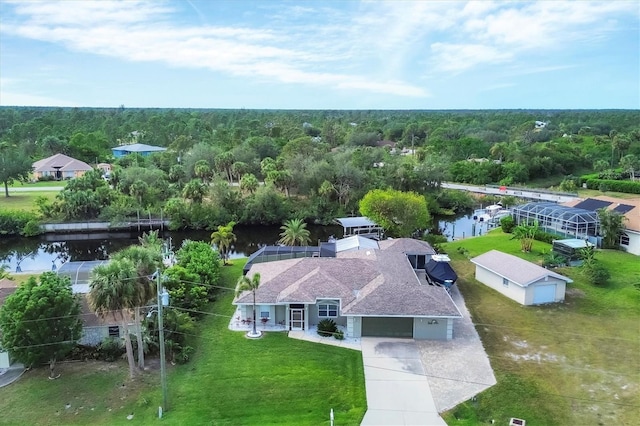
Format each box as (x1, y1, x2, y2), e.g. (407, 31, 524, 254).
(1, 107, 639, 231)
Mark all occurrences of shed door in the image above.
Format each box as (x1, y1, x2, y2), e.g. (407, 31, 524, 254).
(533, 284, 556, 304)
(361, 317, 413, 338)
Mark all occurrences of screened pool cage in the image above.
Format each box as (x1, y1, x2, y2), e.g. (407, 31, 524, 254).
(57, 260, 108, 293)
(512, 202, 600, 239)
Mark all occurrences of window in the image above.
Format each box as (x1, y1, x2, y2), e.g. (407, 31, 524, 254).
(260, 311, 270, 319)
(108, 326, 120, 337)
(620, 233, 630, 246)
(503, 278, 509, 287)
(318, 303, 338, 317)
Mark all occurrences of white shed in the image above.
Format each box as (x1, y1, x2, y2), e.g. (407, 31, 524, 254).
(470, 250, 573, 305)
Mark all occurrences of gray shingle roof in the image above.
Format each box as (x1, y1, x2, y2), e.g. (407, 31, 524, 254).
(236, 238, 461, 318)
(470, 250, 573, 287)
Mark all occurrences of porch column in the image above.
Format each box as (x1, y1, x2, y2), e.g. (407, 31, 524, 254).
(304, 305, 309, 331)
(286, 305, 290, 330)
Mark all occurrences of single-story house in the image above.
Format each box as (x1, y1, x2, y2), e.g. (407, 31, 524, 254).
(0, 284, 17, 368)
(563, 196, 640, 256)
(111, 143, 167, 158)
(470, 250, 573, 305)
(32, 153, 92, 180)
(78, 295, 122, 346)
(0, 278, 121, 352)
(235, 238, 462, 340)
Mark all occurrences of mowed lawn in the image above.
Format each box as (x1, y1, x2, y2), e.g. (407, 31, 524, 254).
(0, 260, 366, 425)
(0, 191, 57, 212)
(440, 230, 640, 425)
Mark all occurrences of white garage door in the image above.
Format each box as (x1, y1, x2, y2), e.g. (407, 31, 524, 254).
(533, 284, 556, 304)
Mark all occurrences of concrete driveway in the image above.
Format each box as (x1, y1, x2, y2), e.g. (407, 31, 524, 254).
(360, 338, 446, 426)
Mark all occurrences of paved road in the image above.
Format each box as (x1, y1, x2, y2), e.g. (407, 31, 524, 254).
(442, 182, 580, 203)
(7, 186, 64, 192)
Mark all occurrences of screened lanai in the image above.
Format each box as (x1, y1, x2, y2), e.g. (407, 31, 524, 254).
(512, 202, 600, 239)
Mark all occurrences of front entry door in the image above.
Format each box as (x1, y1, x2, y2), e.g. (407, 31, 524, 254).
(290, 309, 304, 331)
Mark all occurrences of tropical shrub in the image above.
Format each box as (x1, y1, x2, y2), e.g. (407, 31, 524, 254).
(96, 337, 125, 362)
(500, 215, 515, 233)
(317, 318, 337, 337)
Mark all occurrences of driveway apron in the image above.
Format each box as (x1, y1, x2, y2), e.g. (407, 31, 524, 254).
(360, 338, 446, 426)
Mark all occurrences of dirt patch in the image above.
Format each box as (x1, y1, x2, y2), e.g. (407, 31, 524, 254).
(566, 288, 586, 298)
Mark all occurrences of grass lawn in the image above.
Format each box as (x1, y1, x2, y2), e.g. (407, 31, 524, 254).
(8, 180, 68, 188)
(1, 191, 57, 212)
(0, 260, 366, 425)
(440, 230, 640, 425)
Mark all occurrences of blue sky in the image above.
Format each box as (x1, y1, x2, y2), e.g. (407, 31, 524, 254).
(1, 0, 638, 109)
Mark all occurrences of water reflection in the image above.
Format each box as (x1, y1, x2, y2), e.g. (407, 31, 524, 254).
(0, 224, 343, 273)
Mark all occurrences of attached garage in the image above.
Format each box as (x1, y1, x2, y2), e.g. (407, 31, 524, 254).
(533, 284, 557, 304)
(362, 317, 413, 338)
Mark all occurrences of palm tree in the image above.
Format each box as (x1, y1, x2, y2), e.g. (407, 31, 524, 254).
(89, 258, 138, 379)
(278, 218, 311, 246)
(112, 246, 161, 370)
(597, 208, 627, 249)
(182, 179, 207, 203)
(211, 221, 237, 265)
(235, 273, 261, 337)
(0, 264, 11, 281)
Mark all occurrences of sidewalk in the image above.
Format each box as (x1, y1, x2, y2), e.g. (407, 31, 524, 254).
(0, 364, 26, 388)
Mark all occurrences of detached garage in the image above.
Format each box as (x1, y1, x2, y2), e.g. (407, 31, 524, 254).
(471, 250, 573, 306)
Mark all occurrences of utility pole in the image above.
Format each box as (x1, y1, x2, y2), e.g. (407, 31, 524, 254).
(156, 270, 168, 416)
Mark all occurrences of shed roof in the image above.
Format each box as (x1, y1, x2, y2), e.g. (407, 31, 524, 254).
(335, 216, 378, 228)
(471, 250, 573, 287)
(553, 239, 593, 249)
(33, 153, 92, 173)
(111, 143, 167, 153)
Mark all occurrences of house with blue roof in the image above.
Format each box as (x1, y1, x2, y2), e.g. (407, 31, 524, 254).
(111, 143, 167, 158)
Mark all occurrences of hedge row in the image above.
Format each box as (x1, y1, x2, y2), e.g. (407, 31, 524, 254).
(585, 179, 640, 194)
(0, 210, 42, 236)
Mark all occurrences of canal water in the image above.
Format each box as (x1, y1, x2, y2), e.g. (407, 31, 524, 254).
(0, 209, 498, 273)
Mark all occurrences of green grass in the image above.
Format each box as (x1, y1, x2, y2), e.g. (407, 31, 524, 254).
(8, 180, 67, 188)
(0, 260, 366, 425)
(1, 192, 57, 212)
(441, 230, 640, 425)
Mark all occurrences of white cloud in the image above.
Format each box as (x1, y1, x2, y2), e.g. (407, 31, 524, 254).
(1, 0, 428, 98)
(431, 43, 512, 73)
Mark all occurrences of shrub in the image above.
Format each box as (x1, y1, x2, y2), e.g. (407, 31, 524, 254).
(582, 262, 610, 286)
(534, 230, 556, 244)
(97, 337, 125, 362)
(542, 251, 567, 268)
(334, 330, 345, 340)
(500, 215, 515, 233)
(0, 210, 40, 236)
(317, 318, 337, 337)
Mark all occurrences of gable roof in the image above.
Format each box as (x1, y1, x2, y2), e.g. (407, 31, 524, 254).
(334, 235, 379, 253)
(563, 196, 640, 233)
(32, 153, 92, 173)
(471, 250, 573, 287)
(111, 143, 167, 153)
(237, 238, 460, 318)
(377, 238, 436, 254)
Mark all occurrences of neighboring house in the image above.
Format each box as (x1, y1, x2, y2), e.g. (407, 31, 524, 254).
(111, 143, 167, 158)
(470, 250, 573, 305)
(0, 279, 119, 351)
(96, 162, 112, 176)
(235, 238, 462, 340)
(78, 296, 122, 346)
(32, 153, 92, 180)
(563, 196, 640, 256)
(0, 285, 17, 368)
